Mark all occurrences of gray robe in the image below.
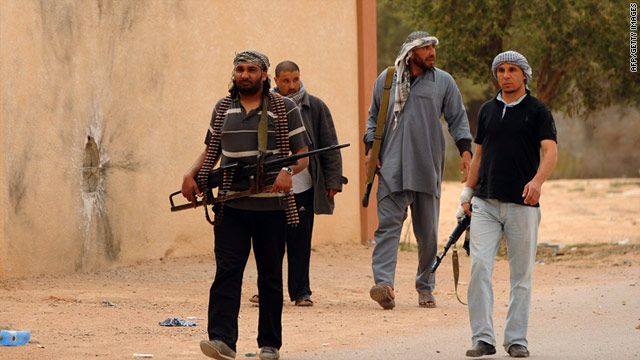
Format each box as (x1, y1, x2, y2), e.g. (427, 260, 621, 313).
(364, 67, 472, 201)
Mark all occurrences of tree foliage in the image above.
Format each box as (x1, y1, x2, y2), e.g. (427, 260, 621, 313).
(376, 0, 414, 74)
(386, 0, 639, 116)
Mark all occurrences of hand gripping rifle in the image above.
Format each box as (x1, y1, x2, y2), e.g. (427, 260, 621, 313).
(169, 143, 350, 212)
(362, 66, 394, 207)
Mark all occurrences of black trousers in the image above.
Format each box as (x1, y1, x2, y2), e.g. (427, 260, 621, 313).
(286, 188, 315, 301)
(208, 206, 286, 351)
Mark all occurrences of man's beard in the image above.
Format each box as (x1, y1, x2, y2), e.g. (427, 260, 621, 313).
(234, 79, 262, 95)
(411, 55, 435, 72)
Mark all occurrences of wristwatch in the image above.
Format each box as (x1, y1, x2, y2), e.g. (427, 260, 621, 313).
(281, 167, 293, 176)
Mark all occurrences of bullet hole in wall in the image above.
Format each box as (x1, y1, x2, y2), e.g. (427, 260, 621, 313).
(82, 136, 100, 193)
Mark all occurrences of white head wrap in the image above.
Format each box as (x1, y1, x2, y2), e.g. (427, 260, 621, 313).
(392, 31, 439, 129)
(491, 51, 532, 83)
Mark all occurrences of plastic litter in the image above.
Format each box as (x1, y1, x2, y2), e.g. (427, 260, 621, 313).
(612, 239, 630, 245)
(158, 317, 198, 327)
(0, 330, 30, 346)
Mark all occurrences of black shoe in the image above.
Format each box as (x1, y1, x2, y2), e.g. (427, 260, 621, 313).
(466, 340, 496, 357)
(508, 344, 530, 358)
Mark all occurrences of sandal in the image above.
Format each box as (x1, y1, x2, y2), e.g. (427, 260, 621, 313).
(370, 284, 395, 310)
(294, 294, 314, 307)
(418, 292, 436, 308)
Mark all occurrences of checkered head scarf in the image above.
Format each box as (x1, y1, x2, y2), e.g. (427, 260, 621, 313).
(234, 49, 270, 72)
(491, 51, 532, 83)
(392, 31, 439, 129)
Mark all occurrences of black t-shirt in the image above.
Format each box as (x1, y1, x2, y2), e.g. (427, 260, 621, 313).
(474, 92, 557, 206)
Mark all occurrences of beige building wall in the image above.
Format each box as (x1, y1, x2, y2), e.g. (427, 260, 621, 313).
(0, 0, 373, 278)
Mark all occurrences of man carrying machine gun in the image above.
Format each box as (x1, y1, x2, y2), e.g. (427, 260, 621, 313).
(181, 50, 310, 360)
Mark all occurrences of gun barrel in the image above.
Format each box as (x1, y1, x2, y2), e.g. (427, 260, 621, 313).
(267, 143, 349, 167)
(208, 143, 349, 189)
(170, 144, 349, 212)
(431, 214, 471, 273)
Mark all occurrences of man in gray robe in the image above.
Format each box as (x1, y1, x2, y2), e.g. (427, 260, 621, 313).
(363, 31, 472, 310)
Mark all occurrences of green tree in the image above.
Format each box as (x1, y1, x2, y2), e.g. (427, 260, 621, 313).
(389, 0, 639, 116)
(376, 0, 414, 73)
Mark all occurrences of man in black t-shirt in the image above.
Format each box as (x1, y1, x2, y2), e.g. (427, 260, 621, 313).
(457, 51, 557, 358)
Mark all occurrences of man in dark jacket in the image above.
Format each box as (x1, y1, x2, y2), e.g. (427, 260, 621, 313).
(271, 60, 346, 306)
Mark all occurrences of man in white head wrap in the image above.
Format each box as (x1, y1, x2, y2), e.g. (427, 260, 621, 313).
(491, 50, 533, 84)
(457, 50, 557, 358)
(363, 31, 472, 310)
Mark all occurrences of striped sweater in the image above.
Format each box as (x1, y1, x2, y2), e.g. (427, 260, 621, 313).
(204, 95, 310, 210)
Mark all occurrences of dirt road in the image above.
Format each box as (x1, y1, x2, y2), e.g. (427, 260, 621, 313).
(1, 179, 639, 359)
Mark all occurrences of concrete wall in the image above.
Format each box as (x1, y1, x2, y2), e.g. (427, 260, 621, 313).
(0, 0, 367, 278)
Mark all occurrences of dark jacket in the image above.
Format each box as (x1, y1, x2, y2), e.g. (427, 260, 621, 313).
(299, 92, 347, 214)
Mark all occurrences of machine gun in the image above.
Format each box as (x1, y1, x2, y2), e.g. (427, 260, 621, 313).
(431, 212, 471, 305)
(169, 143, 349, 212)
(431, 213, 471, 273)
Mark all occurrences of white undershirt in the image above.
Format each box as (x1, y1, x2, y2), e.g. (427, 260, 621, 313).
(292, 167, 313, 194)
(497, 92, 527, 118)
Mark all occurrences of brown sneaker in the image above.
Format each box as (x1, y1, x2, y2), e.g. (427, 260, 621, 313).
(294, 294, 314, 306)
(200, 339, 236, 359)
(258, 346, 280, 360)
(369, 284, 395, 310)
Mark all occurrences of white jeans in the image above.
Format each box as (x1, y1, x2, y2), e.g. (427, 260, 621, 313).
(467, 197, 540, 351)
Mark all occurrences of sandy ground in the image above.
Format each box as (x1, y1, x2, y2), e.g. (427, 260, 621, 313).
(1, 178, 639, 360)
